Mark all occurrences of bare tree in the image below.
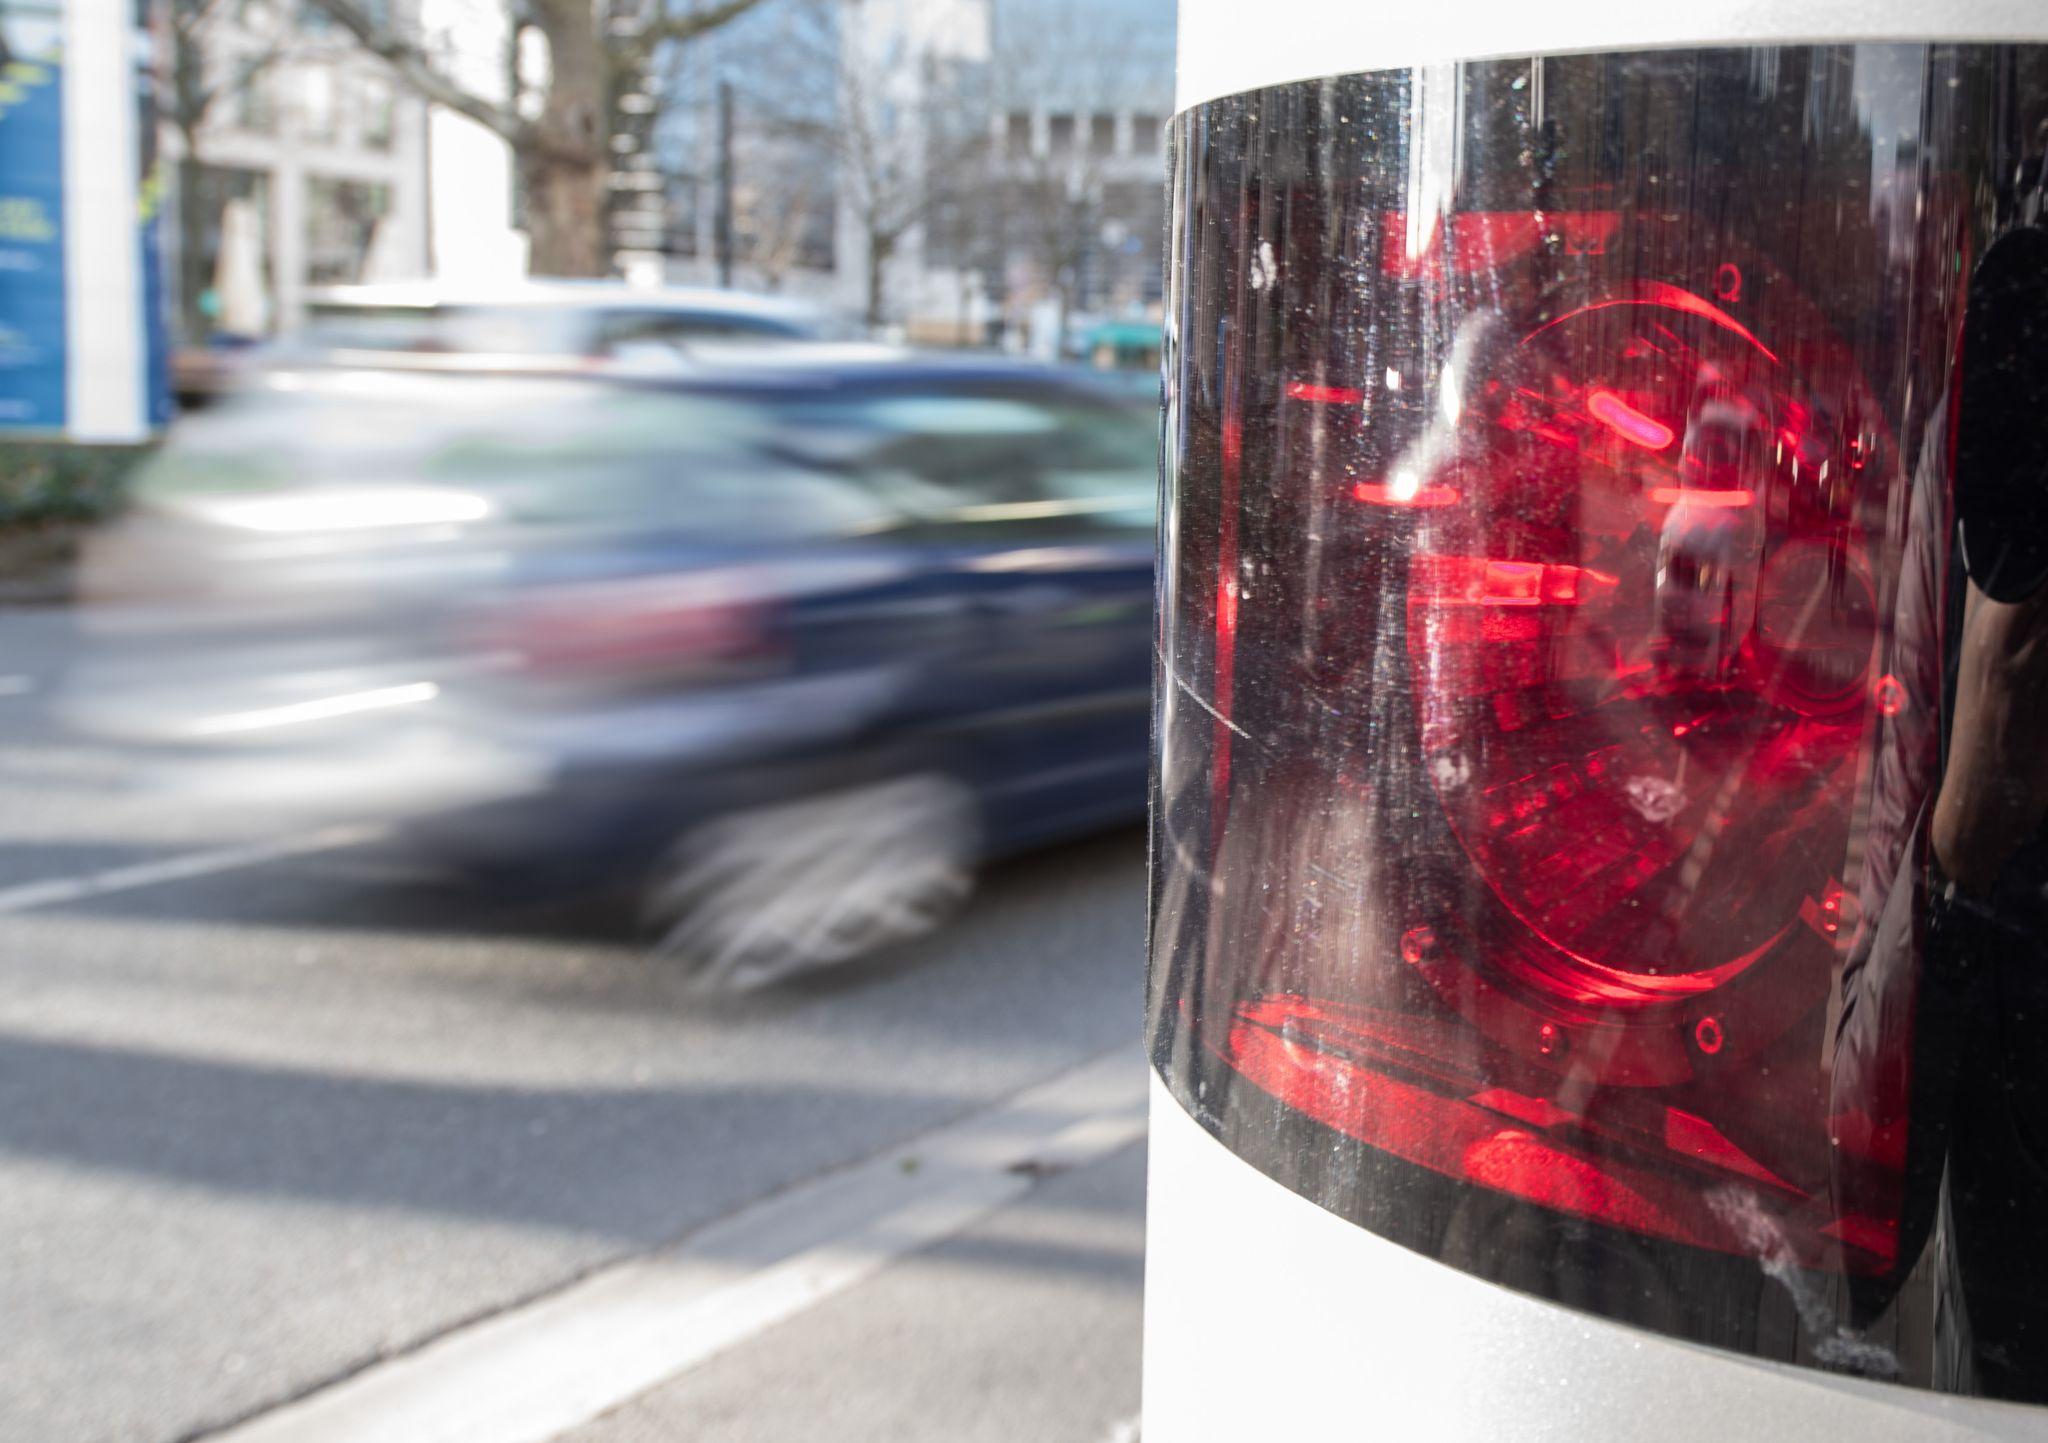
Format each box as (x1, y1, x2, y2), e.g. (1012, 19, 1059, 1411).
(731, 160, 825, 288)
(725, 0, 989, 326)
(984, 2, 1163, 345)
(916, 45, 1002, 339)
(832, 26, 919, 326)
(302, 0, 766, 276)
(640, 6, 837, 291)
(164, 0, 294, 154)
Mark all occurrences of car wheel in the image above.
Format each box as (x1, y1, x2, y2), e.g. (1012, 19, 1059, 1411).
(642, 772, 980, 993)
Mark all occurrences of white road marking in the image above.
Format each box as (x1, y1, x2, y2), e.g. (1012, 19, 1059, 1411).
(189, 682, 439, 737)
(0, 675, 34, 696)
(0, 824, 389, 915)
(203, 1048, 1151, 1443)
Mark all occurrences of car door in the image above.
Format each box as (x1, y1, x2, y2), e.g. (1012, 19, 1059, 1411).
(830, 382, 1157, 848)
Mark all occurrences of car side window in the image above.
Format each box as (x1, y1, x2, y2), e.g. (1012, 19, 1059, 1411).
(800, 390, 1155, 538)
(1019, 398, 1158, 532)
(596, 310, 802, 354)
(415, 389, 897, 539)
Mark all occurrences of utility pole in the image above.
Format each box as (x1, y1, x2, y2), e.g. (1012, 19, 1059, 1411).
(714, 78, 734, 287)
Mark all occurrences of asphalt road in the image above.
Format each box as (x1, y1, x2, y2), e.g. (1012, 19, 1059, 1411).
(0, 607, 1148, 1443)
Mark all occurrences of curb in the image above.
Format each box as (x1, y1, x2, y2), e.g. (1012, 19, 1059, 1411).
(0, 527, 80, 607)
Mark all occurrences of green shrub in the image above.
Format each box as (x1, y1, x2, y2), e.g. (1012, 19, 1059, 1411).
(0, 441, 153, 529)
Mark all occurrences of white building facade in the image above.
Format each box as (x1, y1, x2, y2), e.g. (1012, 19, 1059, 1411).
(161, 0, 522, 342)
(162, 10, 430, 339)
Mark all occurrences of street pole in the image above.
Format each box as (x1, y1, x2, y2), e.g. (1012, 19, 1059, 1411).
(714, 78, 734, 287)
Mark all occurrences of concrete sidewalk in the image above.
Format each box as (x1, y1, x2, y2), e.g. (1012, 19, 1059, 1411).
(561, 1140, 1146, 1443)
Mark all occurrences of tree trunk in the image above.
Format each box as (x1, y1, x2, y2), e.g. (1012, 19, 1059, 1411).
(523, 0, 609, 277)
(168, 17, 211, 342)
(520, 145, 608, 277)
(865, 230, 891, 328)
(177, 147, 210, 342)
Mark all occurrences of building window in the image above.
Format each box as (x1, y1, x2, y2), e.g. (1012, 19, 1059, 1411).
(357, 73, 395, 152)
(294, 0, 386, 25)
(1006, 110, 1032, 156)
(1090, 113, 1116, 156)
(1130, 112, 1162, 154)
(230, 65, 276, 135)
(297, 63, 338, 144)
(1047, 113, 1074, 154)
(181, 165, 272, 343)
(304, 175, 392, 284)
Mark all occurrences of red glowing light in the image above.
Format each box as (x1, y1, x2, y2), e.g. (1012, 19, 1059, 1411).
(1820, 1215, 1899, 1267)
(1650, 486, 1755, 508)
(1223, 214, 1914, 1278)
(1379, 210, 1621, 278)
(1286, 379, 1366, 404)
(1471, 1087, 1577, 1128)
(1527, 281, 1781, 364)
(1223, 998, 1716, 1252)
(1586, 389, 1675, 450)
(1221, 996, 1892, 1270)
(1411, 555, 1619, 608)
(1215, 577, 1239, 639)
(1352, 478, 1461, 508)
(1662, 1108, 1792, 1190)
(1461, 1130, 1674, 1236)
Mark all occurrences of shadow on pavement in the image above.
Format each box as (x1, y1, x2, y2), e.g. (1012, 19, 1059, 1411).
(0, 1026, 1142, 1251)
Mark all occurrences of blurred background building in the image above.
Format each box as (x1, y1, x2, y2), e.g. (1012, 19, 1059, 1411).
(154, 0, 1171, 355)
(977, 0, 1173, 351)
(160, 0, 428, 341)
(654, 0, 1171, 349)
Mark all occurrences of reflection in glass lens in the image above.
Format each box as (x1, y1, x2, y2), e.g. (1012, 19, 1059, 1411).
(1149, 43, 2048, 1395)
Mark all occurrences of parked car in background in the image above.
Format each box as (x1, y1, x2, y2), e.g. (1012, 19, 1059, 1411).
(67, 351, 1156, 989)
(172, 281, 860, 406)
(297, 280, 858, 356)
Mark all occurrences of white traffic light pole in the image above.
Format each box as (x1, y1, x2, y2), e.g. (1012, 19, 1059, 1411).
(1147, 3, 2048, 1438)
(62, 0, 152, 441)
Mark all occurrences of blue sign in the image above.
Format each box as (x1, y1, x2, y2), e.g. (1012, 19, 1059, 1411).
(138, 61, 171, 429)
(0, 30, 66, 433)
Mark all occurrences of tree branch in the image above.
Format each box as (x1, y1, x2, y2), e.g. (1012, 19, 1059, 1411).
(301, 0, 521, 143)
(184, 43, 298, 133)
(624, 0, 768, 59)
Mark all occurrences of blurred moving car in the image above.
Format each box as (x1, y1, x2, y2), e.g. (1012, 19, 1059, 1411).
(172, 281, 857, 407)
(66, 352, 1156, 987)
(297, 280, 858, 357)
